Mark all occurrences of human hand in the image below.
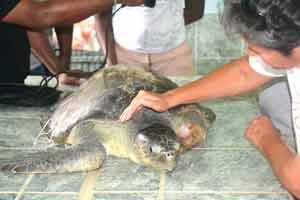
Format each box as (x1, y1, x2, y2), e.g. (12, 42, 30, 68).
(116, 0, 145, 6)
(119, 90, 170, 122)
(58, 70, 92, 86)
(245, 116, 280, 152)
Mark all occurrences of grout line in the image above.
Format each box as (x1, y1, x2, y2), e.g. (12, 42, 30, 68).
(76, 169, 101, 200)
(92, 190, 290, 195)
(0, 190, 289, 195)
(0, 116, 41, 120)
(157, 171, 166, 200)
(241, 39, 246, 55)
(93, 191, 157, 194)
(163, 191, 290, 195)
(0, 147, 39, 150)
(193, 20, 199, 70)
(14, 174, 34, 200)
(0, 192, 76, 195)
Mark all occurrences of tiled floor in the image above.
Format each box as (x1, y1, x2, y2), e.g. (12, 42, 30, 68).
(0, 77, 295, 200)
(0, 2, 296, 200)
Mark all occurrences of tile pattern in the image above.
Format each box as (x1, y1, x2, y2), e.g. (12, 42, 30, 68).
(0, 76, 295, 200)
(0, 4, 295, 200)
(186, 14, 246, 75)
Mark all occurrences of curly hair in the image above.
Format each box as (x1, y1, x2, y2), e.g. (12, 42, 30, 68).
(221, 0, 300, 55)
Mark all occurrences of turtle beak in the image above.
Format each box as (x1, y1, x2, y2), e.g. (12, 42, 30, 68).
(162, 152, 177, 171)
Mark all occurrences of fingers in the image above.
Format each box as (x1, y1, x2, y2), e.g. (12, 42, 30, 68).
(119, 91, 148, 121)
(119, 103, 143, 122)
(119, 90, 166, 122)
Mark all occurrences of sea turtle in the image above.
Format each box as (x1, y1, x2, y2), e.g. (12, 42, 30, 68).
(1, 65, 215, 173)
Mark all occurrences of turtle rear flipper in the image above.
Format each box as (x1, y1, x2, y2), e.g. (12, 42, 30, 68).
(0, 141, 106, 173)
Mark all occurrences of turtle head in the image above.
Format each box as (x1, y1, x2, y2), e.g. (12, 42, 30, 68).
(134, 124, 180, 171)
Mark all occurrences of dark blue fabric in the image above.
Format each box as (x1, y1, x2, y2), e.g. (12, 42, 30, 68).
(30, 64, 51, 76)
(0, 0, 20, 20)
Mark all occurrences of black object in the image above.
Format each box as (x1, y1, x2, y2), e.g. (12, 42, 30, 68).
(144, 0, 156, 8)
(0, 22, 30, 83)
(0, 84, 61, 107)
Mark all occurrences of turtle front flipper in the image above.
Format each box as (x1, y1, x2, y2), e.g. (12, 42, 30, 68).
(1, 122, 106, 174)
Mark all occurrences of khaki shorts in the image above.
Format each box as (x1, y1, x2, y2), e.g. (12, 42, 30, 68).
(115, 41, 195, 76)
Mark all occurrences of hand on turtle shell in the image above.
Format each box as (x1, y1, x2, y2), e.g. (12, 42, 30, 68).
(119, 90, 170, 122)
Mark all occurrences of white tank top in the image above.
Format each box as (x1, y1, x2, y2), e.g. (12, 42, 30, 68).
(112, 0, 186, 54)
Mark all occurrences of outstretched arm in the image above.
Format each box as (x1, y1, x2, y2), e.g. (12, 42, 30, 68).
(2, 0, 144, 30)
(120, 56, 273, 121)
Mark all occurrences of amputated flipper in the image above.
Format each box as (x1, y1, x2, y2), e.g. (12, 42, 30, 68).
(0, 141, 106, 173)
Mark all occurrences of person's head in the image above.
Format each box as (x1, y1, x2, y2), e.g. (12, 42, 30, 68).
(222, 0, 300, 69)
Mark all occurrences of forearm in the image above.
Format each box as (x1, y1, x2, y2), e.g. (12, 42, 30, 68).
(27, 30, 61, 74)
(55, 25, 73, 70)
(4, 0, 115, 30)
(260, 131, 300, 197)
(95, 9, 117, 65)
(164, 56, 272, 107)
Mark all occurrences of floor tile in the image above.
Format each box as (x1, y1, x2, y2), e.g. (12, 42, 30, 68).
(0, 105, 48, 119)
(164, 193, 291, 200)
(0, 149, 32, 192)
(94, 193, 157, 200)
(0, 171, 29, 192)
(22, 194, 76, 200)
(27, 173, 86, 192)
(187, 15, 244, 59)
(94, 157, 160, 191)
(0, 194, 16, 200)
(0, 118, 41, 148)
(165, 149, 284, 192)
(201, 99, 260, 148)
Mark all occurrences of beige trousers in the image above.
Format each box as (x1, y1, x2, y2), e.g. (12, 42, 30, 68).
(115, 41, 195, 76)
